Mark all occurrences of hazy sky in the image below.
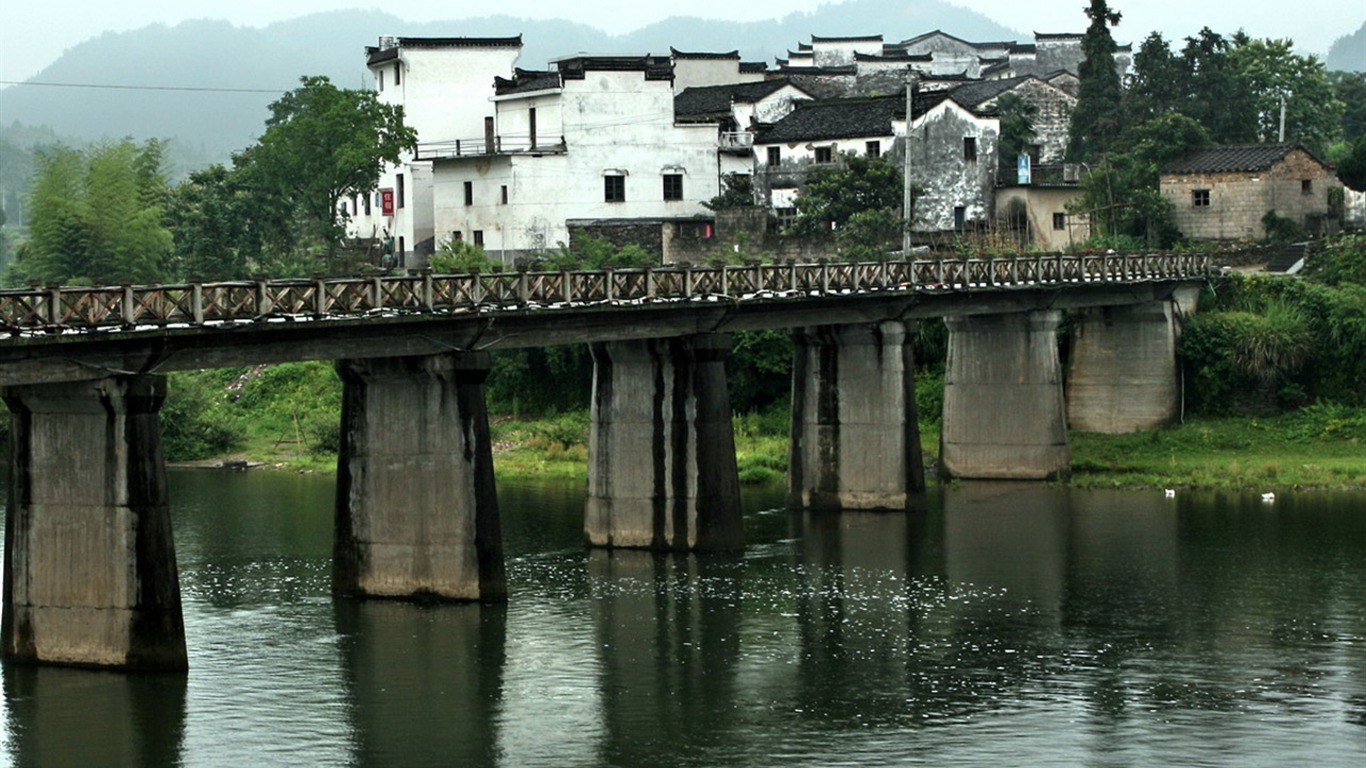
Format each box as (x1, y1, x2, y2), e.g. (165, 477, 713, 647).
(2, 0, 1362, 85)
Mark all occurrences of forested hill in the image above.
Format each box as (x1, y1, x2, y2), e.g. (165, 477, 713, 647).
(0, 0, 1019, 162)
(1327, 21, 1366, 72)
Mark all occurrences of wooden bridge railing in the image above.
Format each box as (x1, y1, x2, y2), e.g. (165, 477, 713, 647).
(0, 253, 1210, 334)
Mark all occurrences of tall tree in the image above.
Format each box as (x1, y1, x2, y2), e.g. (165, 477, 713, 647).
(1067, 0, 1124, 161)
(1229, 37, 1343, 154)
(243, 76, 417, 271)
(1123, 32, 1184, 126)
(1179, 29, 1258, 145)
(11, 140, 172, 286)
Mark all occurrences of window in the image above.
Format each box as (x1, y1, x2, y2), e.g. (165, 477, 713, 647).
(452, 231, 463, 241)
(396, 174, 405, 208)
(814, 146, 833, 164)
(604, 174, 625, 202)
(663, 173, 684, 201)
(954, 205, 967, 229)
(529, 108, 537, 147)
(1302, 179, 1314, 195)
(394, 64, 401, 86)
(866, 140, 880, 158)
(378, 71, 384, 91)
(363, 194, 371, 216)
(473, 230, 484, 246)
(501, 185, 509, 205)
(775, 207, 798, 230)
(767, 146, 781, 166)
(963, 137, 977, 161)
(1052, 212, 1066, 231)
(1192, 189, 1210, 208)
(464, 181, 473, 206)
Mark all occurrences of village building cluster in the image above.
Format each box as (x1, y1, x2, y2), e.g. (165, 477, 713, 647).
(343, 30, 1342, 268)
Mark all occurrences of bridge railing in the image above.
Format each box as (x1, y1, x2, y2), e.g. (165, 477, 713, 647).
(0, 253, 1209, 334)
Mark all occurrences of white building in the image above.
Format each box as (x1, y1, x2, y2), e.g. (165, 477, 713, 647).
(427, 55, 723, 264)
(348, 36, 524, 268)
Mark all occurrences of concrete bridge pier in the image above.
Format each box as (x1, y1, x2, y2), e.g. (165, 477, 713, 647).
(1066, 300, 1183, 433)
(585, 334, 743, 550)
(788, 321, 926, 512)
(940, 310, 1070, 479)
(1, 375, 187, 670)
(334, 353, 505, 602)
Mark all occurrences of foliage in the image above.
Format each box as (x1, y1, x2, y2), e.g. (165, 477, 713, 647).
(429, 238, 498, 273)
(486, 346, 593, 416)
(837, 207, 902, 260)
(161, 370, 247, 460)
(788, 153, 904, 237)
(545, 234, 658, 270)
(239, 76, 417, 273)
(993, 92, 1038, 171)
(1330, 71, 1366, 144)
(1335, 136, 1366, 192)
(168, 163, 269, 280)
(9, 139, 172, 286)
(1072, 112, 1209, 246)
(1228, 37, 1343, 155)
(1067, 0, 1125, 161)
(1178, 29, 1259, 145)
(1261, 210, 1307, 244)
(729, 329, 794, 412)
(1303, 233, 1366, 286)
(702, 173, 756, 210)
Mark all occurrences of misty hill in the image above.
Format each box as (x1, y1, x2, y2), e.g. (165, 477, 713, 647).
(1326, 21, 1366, 72)
(0, 0, 1021, 164)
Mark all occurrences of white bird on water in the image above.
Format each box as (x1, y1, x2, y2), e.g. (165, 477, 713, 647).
(1262, 492, 1276, 503)
(1164, 489, 1176, 498)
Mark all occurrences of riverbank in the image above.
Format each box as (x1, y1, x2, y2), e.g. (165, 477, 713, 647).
(180, 405, 1364, 491)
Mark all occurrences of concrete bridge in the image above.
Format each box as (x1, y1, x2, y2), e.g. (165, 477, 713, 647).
(0, 253, 1207, 670)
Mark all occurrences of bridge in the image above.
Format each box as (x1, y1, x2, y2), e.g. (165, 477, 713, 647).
(0, 253, 1208, 670)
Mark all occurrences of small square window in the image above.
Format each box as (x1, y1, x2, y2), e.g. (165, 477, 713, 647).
(767, 146, 781, 166)
(963, 137, 977, 161)
(866, 140, 880, 158)
(1192, 189, 1210, 208)
(1302, 179, 1313, 195)
(1053, 212, 1066, 231)
(605, 174, 625, 202)
(663, 173, 683, 201)
(814, 146, 833, 164)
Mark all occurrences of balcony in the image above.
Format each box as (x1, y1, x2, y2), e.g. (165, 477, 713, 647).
(719, 131, 754, 154)
(417, 134, 567, 161)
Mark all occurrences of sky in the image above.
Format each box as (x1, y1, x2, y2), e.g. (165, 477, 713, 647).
(1, 0, 1362, 86)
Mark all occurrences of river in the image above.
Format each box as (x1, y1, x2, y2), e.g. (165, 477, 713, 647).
(0, 470, 1363, 767)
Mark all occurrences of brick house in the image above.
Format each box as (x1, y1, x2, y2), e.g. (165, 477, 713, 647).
(1160, 144, 1343, 241)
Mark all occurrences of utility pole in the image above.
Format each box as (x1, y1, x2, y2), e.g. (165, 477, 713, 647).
(902, 67, 915, 257)
(1278, 93, 1287, 143)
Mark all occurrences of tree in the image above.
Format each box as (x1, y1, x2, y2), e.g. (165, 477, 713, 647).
(993, 92, 1038, 173)
(243, 76, 417, 272)
(1229, 37, 1343, 155)
(788, 153, 904, 237)
(1067, 0, 1124, 161)
(1074, 112, 1210, 246)
(702, 173, 756, 210)
(1330, 72, 1366, 144)
(1123, 32, 1185, 126)
(1335, 136, 1366, 192)
(1179, 29, 1258, 145)
(11, 140, 172, 286)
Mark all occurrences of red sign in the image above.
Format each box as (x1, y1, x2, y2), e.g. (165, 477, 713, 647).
(380, 188, 395, 216)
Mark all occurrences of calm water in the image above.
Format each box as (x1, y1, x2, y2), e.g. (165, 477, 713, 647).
(1, 471, 1364, 767)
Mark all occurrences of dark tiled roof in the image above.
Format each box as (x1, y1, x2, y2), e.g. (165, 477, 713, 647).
(556, 55, 673, 81)
(811, 34, 884, 43)
(494, 68, 561, 96)
(671, 48, 740, 60)
(755, 95, 911, 143)
(1010, 44, 1037, 54)
(948, 76, 1032, 109)
(1033, 32, 1083, 41)
(1163, 144, 1322, 174)
(674, 80, 803, 121)
(775, 65, 857, 76)
(739, 61, 769, 74)
(855, 52, 932, 63)
(367, 35, 523, 65)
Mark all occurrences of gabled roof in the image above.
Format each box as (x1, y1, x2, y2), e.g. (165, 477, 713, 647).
(671, 48, 741, 60)
(674, 80, 807, 121)
(947, 76, 1034, 109)
(755, 95, 910, 143)
(1163, 144, 1324, 174)
(494, 68, 561, 96)
(898, 30, 1013, 51)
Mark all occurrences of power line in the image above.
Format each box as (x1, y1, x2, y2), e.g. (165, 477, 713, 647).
(0, 80, 280, 94)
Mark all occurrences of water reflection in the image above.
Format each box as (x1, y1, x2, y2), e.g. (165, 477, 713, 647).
(334, 600, 506, 766)
(2, 665, 186, 767)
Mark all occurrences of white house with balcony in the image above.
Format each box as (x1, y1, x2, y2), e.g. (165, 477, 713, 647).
(427, 55, 723, 264)
(346, 36, 524, 268)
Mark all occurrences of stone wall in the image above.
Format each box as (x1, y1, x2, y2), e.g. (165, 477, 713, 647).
(1162, 150, 1343, 241)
